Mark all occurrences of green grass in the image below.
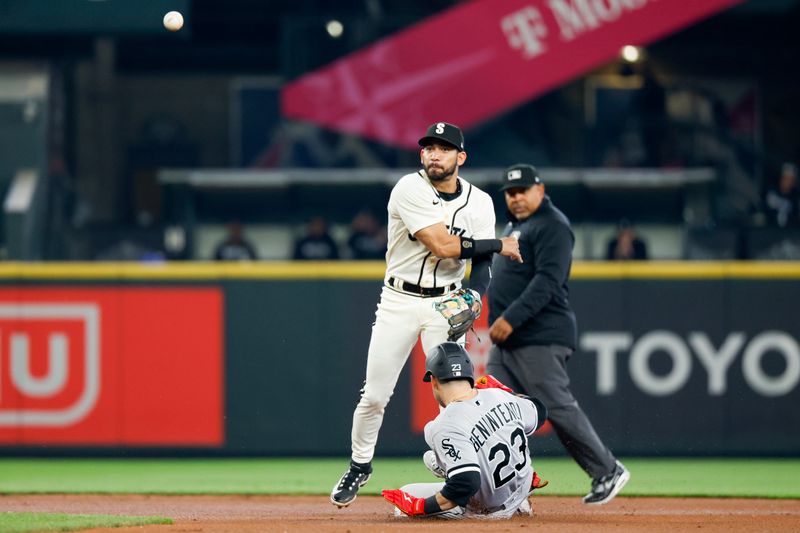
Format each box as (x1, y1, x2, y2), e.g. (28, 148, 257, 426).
(0, 513, 170, 533)
(0, 457, 798, 499)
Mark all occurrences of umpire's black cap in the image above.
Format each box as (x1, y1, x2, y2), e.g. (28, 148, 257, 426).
(499, 163, 542, 191)
(418, 122, 465, 151)
(423, 342, 475, 386)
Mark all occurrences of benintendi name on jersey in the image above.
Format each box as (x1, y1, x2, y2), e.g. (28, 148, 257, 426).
(467, 400, 525, 451)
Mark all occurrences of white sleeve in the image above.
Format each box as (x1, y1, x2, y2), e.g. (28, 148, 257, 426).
(390, 177, 443, 236)
(432, 421, 481, 479)
(423, 420, 436, 449)
(472, 193, 497, 240)
(515, 395, 540, 436)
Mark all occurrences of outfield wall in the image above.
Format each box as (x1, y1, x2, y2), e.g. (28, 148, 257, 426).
(0, 262, 798, 456)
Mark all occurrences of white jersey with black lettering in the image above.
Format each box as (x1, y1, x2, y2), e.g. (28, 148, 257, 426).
(424, 389, 540, 516)
(386, 170, 496, 288)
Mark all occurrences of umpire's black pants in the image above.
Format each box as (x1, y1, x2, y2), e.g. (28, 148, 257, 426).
(487, 343, 617, 480)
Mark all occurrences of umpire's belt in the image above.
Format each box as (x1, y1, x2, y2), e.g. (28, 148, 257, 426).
(387, 277, 456, 298)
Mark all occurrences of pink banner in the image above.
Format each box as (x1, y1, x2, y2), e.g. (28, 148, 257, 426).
(281, 0, 744, 149)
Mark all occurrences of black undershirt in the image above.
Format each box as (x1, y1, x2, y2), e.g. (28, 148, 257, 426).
(437, 179, 462, 201)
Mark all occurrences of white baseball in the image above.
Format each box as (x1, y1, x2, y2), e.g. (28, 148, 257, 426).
(163, 11, 184, 32)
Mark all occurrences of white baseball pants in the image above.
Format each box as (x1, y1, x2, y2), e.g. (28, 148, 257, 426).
(350, 286, 461, 464)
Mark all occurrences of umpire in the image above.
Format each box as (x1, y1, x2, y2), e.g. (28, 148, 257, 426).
(486, 163, 630, 506)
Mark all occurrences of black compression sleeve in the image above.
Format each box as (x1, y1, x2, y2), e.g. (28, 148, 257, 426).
(459, 237, 502, 259)
(529, 396, 548, 430)
(423, 496, 442, 514)
(440, 471, 481, 507)
(469, 254, 492, 296)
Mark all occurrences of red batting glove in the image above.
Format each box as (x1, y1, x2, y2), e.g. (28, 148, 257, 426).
(475, 374, 513, 393)
(381, 489, 425, 516)
(531, 471, 549, 492)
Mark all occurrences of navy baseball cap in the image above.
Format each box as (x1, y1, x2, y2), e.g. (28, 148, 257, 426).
(499, 163, 542, 191)
(423, 342, 475, 386)
(418, 122, 465, 151)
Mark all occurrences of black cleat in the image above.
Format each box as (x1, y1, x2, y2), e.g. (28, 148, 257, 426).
(330, 461, 372, 508)
(583, 461, 630, 505)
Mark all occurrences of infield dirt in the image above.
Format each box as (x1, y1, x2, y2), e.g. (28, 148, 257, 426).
(2, 494, 799, 533)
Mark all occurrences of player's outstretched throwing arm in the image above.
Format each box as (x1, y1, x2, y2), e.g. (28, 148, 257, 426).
(418, 222, 520, 342)
(414, 222, 522, 263)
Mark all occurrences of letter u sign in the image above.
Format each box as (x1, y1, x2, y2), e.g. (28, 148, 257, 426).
(10, 333, 69, 397)
(0, 303, 100, 427)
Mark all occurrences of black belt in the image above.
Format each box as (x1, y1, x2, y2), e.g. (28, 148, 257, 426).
(387, 277, 456, 297)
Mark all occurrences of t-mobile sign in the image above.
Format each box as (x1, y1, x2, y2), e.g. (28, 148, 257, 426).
(282, 0, 744, 148)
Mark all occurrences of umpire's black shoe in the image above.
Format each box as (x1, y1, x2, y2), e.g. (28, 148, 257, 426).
(583, 461, 630, 505)
(330, 461, 372, 508)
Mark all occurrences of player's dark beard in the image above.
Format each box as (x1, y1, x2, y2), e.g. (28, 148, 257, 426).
(425, 161, 456, 182)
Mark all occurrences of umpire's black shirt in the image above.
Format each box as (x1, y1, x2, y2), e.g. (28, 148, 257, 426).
(488, 195, 577, 350)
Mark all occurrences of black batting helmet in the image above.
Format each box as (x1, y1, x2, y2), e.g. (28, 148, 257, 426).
(422, 342, 475, 386)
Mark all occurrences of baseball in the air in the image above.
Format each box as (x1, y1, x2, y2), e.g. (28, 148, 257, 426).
(163, 11, 184, 32)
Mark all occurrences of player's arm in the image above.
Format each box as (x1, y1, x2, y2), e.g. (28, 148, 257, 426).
(440, 470, 481, 506)
(468, 254, 491, 296)
(525, 395, 548, 432)
(414, 223, 521, 261)
(383, 425, 480, 516)
(432, 428, 481, 509)
(432, 492, 458, 511)
(516, 394, 548, 435)
(382, 471, 480, 516)
(468, 194, 501, 296)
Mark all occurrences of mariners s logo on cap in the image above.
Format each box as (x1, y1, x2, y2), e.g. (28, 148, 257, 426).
(419, 122, 465, 151)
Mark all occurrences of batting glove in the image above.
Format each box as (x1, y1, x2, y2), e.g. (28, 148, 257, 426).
(531, 471, 549, 491)
(475, 374, 513, 393)
(381, 489, 425, 516)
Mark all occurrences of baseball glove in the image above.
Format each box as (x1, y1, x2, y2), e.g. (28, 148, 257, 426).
(434, 288, 482, 341)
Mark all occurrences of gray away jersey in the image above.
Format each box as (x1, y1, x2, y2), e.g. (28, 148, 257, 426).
(424, 389, 540, 514)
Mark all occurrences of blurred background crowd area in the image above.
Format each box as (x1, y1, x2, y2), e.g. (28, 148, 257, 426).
(1, 0, 799, 262)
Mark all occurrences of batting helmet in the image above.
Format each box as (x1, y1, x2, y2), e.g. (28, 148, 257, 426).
(422, 342, 475, 386)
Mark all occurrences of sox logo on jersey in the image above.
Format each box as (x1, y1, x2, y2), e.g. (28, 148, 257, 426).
(442, 438, 461, 461)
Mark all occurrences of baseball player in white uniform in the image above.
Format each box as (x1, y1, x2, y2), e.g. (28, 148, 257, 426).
(331, 122, 523, 507)
(382, 342, 548, 518)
